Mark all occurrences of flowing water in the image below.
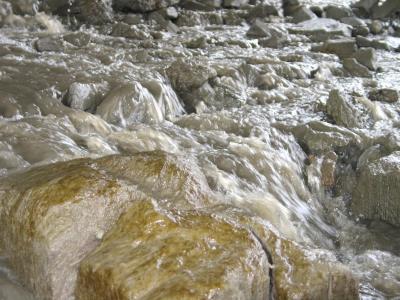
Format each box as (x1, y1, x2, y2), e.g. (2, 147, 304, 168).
(1, 0, 400, 299)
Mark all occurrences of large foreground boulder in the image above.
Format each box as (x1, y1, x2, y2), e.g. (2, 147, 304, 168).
(76, 199, 359, 300)
(76, 199, 271, 300)
(352, 151, 400, 227)
(0, 152, 211, 300)
(0, 152, 360, 300)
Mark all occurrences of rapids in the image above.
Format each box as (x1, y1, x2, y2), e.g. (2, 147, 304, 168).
(0, 0, 400, 299)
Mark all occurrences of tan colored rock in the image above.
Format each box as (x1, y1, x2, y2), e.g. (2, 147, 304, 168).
(0, 151, 359, 300)
(76, 200, 271, 300)
(0, 151, 211, 300)
(77, 201, 359, 300)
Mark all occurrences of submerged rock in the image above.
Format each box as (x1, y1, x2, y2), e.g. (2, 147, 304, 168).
(96, 81, 182, 126)
(352, 151, 400, 227)
(63, 82, 107, 113)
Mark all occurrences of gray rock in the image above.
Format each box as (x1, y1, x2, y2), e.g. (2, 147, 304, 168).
(291, 6, 317, 24)
(289, 18, 352, 42)
(122, 13, 143, 25)
(247, 19, 282, 38)
(223, 0, 248, 9)
(277, 120, 363, 153)
(111, 23, 152, 39)
(259, 33, 289, 48)
(343, 57, 372, 78)
(246, 3, 279, 21)
(41, 0, 113, 24)
(0, 0, 12, 26)
(310, 5, 323, 17)
(341, 16, 369, 36)
(352, 151, 400, 227)
(371, 0, 400, 19)
(63, 83, 107, 112)
(77, 0, 113, 24)
(8, 0, 37, 15)
(113, 0, 179, 13)
(325, 5, 353, 20)
(369, 88, 399, 103)
(166, 58, 217, 94)
(326, 90, 362, 128)
(223, 9, 246, 25)
(63, 32, 91, 48)
(341, 16, 366, 27)
(180, 0, 222, 11)
(352, 0, 378, 15)
(176, 10, 207, 27)
(354, 47, 377, 70)
(352, 25, 369, 36)
(312, 38, 357, 59)
(149, 11, 178, 33)
(356, 35, 392, 51)
(370, 20, 383, 34)
(282, 0, 300, 16)
(185, 35, 208, 49)
(246, 20, 289, 48)
(34, 36, 65, 52)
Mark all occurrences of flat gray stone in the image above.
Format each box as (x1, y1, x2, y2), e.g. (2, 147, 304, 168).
(325, 5, 353, 20)
(289, 18, 352, 42)
(343, 57, 372, 78)
(312, 38, 357, 59)
(354, 47, 377, 70)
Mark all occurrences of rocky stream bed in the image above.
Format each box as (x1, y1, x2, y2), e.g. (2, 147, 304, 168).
(0, 0, 400, 299)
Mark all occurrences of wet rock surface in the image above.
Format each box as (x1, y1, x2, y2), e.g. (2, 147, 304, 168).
(352, 151, 400, 227)
(0, 0, 400, 299)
